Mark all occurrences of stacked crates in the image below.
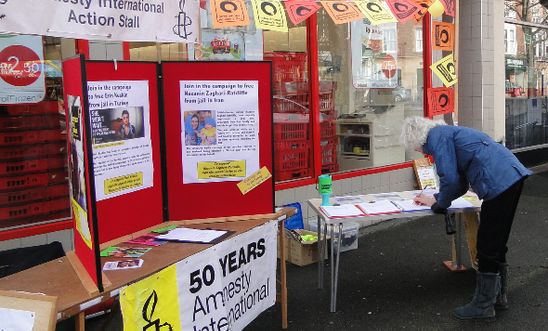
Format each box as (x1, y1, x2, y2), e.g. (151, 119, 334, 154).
(320, 82, 338, 173)
(0, 102, 70, 229)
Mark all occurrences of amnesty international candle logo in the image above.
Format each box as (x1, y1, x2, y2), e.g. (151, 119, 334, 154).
(433, 21, 454, 51)
(385, 0, 420, 23)
(430, 54, 457, 87)
(142, 290, 174, 331)
(355, 0, 397, 25)
(320, 1, 364, 25)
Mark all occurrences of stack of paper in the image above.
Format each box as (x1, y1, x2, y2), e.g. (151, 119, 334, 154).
(320, 204, 365, 218)
(156, 228, 228, 243)
(391, 199, 432, 212)
(356, 200, 401, 215)
(448, 197, 474, 209)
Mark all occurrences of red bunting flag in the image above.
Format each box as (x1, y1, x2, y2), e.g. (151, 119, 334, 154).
(439, 0, 456, 17)
(385, 0, 421, 23)
(284, 0, 321, 25)
(427, 87, 454, 116)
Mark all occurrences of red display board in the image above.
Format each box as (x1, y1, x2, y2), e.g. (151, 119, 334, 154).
(84, 61, 164, 243)
(162, 62, 274, 220)
(62, 56, 103, 291)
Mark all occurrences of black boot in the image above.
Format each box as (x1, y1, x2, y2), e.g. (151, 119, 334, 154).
(495, 263, 509, 310)
(453, 272, 500, 320)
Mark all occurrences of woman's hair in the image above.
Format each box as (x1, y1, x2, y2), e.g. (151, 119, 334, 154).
(400, 116, 446, 151)
(191, 114, 199, 129)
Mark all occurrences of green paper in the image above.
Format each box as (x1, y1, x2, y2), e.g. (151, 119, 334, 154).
(151, 225, 177, 233)
(100, 246, 118, 257)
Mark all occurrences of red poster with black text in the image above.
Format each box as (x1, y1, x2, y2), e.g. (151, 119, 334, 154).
(427, 87, 454, 117)
(385, 0, 421, 23)
(440, 0, 456, 17)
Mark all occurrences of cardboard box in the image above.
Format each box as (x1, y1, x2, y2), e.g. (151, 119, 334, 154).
(278, 229, 328, 266)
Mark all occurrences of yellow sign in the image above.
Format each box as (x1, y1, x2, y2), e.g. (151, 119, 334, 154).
(430, 54, 457, 87)
(120, 265, 181, 331)
(72, 198, 92, 249)
(197, 160, 246, 179)
(210, 0, 250, 28)
(237, 166, 272, 195)
(104, 172, 143, 195)
(428, 0, 445, 16)
(321, 1, 364, 24)
(356, 0, 397, 25)
(251, 0, 288, 32)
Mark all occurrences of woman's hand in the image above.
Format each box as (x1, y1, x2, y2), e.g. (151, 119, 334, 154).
(414, 195, 437, 207)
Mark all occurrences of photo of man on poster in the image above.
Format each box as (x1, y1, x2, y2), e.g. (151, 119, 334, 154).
(118, 109, 137, 139)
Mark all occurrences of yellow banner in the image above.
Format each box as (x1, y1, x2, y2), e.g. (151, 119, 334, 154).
(210, 0, 250, 28)
(427, 0, 445, 16)
(197, 160, 246, 179)
(430, 54, 457, 87)
(120, 265, 181, 331)
(321, 1, 364, 24)
(237, 166, 272, 195)
(356, 0, 397, 25)
(72, 198, 92, 249)
(251, 0, 288, 32)
(104, 172, 143, 195)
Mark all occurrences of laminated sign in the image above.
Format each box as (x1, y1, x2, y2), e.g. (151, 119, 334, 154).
(427, 87, 454, 116)
(430, 54, 457, 87)
(211, 0, 250, 28)
(284, 0, 321, 25)
(385, 0, 421, 23)
(440, 0, 456, 17)
(251, 0, 288, 32)
(432, 21, 454, 51)
(355, 0, 397, 25)
(321, 1, 364, 25)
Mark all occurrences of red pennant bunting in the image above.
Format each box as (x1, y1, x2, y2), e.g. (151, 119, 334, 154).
(385, 0, 421, 23)
(412, 0, 433, 21)
(427, 87, 454, 116)
(440, 0, 455, 17)
(284, 0, 321, 25)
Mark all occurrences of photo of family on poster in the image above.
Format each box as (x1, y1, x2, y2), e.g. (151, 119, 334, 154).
(184, 110, 217, 146)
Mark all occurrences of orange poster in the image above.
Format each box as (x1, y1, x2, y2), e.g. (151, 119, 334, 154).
(210, 0, 250, 28)
(284, 0, 321, 25)
(412, 0, 434, 21)
(440, 0, 455, 17)
(320, 1, 364, 25)
(385, 0, 421, 23)
(427, 87, 454, 116)
(432, 21, 454, 51)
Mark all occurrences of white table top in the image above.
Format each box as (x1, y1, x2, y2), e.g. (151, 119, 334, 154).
(308, 190, 481, 226)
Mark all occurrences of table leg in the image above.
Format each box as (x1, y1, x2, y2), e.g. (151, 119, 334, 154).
(329, 224, 335, 312)
(317, 215, 323, 290)
(331, 223, 343, 313)
(455, 213, 464, 268)
(278, 220, 288, 329)
(75, 311, 85, 331)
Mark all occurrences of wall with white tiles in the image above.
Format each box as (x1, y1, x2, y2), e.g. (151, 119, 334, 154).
(458, 0, 505, 140)
(275, 167, 417, 229)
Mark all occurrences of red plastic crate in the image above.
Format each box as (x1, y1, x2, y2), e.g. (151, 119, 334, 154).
(264, 52, 307, 84)
(0, 129, 65, 146)
(4, 101, 61, 116)
(321, 138, 337, 165)
(275, 168, 310, 182)
(275, 140, 309, 172)
(0, 197, 70, 221)
(274, 122, 308, 141)
(0, 115, 64, 131)
(320, 121, 337, 139)
(0, 184, 69, 205)
(273, 94, 309, 113)
(0, 170, 67, 191)
(0, 142, 66, 160)
(319, 91, 335, 111)
(0, 157, 66, 176)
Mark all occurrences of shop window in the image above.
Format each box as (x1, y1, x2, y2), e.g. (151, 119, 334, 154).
(0, 35, 70, 231)
(415, 28, 423, 53)
(318, 12, 425, 174)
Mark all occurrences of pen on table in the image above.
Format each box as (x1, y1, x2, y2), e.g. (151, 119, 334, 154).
(415, 185, 430, 205)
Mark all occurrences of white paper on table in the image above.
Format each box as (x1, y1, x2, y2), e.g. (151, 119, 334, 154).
(448, 197, 474, 209)
(356, 200, 402, 215)
(156, 228, 228, 243)
(391, 199, 432, 212)
(0, 307, 35, 331)
(320, 204, 365, 218)
(332, 195, 366, 205)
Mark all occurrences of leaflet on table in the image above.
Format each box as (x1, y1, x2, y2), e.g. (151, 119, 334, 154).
(156, 227, 229, 243)
(332, 195, 366, 205)
(356, 200, 401, 215)
(391, 199, 432, 212)
(0, 307, 35, 331)
(87, 80, 153, 201)
(320, 204, 365, 218)
(180, 80, 260, 184)
(448, 197, 474, 209)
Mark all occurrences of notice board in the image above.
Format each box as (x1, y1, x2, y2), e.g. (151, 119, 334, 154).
(162, 62, 274, 220)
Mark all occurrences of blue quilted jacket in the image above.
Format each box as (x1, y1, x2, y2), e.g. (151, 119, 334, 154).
(422, 125, 531, 209)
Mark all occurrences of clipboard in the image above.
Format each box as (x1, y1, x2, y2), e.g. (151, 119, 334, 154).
(0, 290, 57, 331)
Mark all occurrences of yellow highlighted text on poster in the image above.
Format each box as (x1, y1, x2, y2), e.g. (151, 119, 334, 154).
(237, 166, 272, 195)
(72, 198, 92, 249)
(430, 54, 457, 87)
(198, 160, 246, 179)
(120, 265, 181, 331)
(104, 172, 143, 195)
